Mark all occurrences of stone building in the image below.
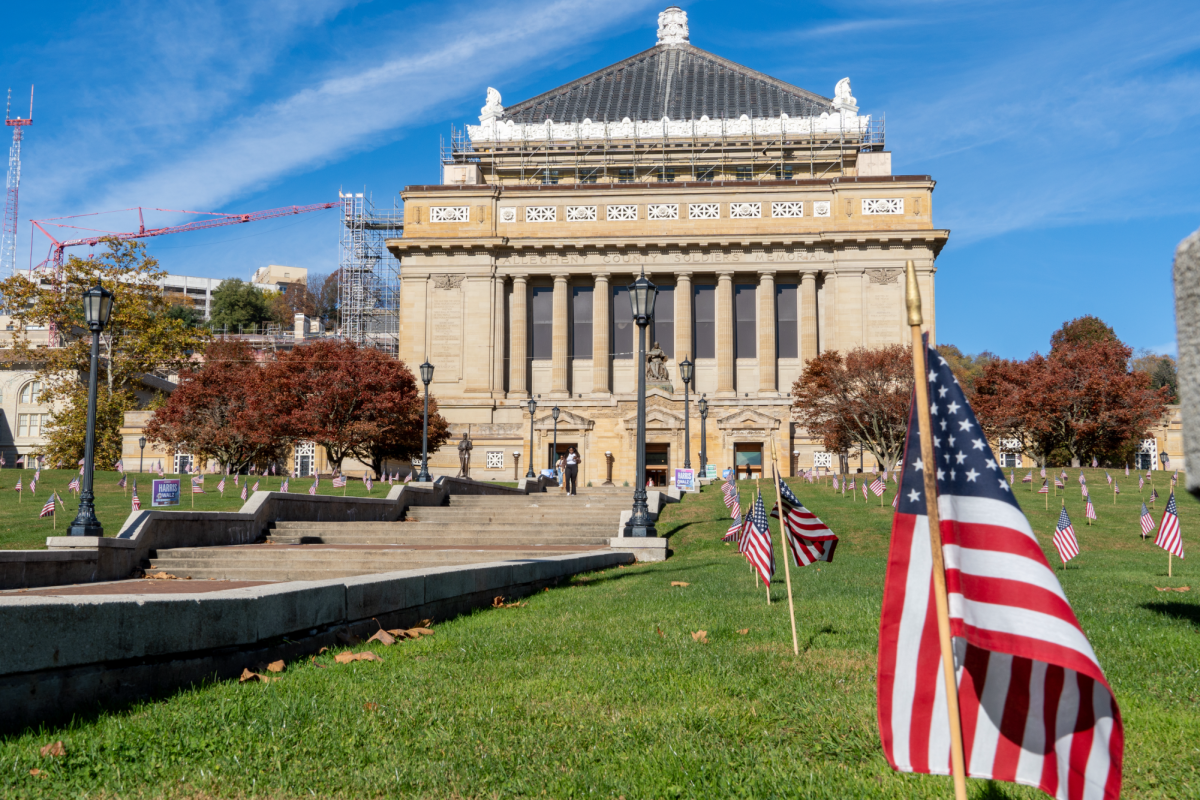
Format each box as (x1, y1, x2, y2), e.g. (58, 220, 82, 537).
(394, 6, 949, 486)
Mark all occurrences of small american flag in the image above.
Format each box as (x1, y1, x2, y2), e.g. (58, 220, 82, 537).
(68, 476, 80, 492)
(39, 493, 57, 518)
(1139, 503, 1156, 538)
(892, 491, 899, 509)
(1082, 483, 1089, 497)
(1085, 497, 1097, 520)
(1054, 477, 1064, 489)
(723, 514, 742, 542)
(1040, 467, 1046, 478)
(132, 483, 141, 511)
(848, 477, 856, 491)
(1053, 505, 1080, 564)
(364, 475, 373, 491)
(741, 490, 775, 585)
(1022, 470, 1033, 483)
(117, 474, 126, 488)
(1092, 456, 1098, 467)
(862, 482, 869, 501)
(217, 477, 226, 493)
(1105, 471, 1112, 485)
(332, 476, 347, 488)
(1139, 477, 1144, 491)
(1114, 481, 1120, 495)
(28, 479, 36, 494)
(1146, 469, 1151, 479)
(13, 478, 21, 492)
(1155, 493, 1184, 558)
(772, 480, 838, 566)
(192, 478, 204, 494)
(729, 496, 742, 520)
(1151, 487, 1160, 503)
(869, 476, 885, 497)
(157, 461, 164, 477)
(1038, 479, 1049, 494)
(234, 474, 239, 486)
(1124, 464, 1129, 476)
(404, 472, 412, 484)
(309, 477, 318, 495)
(281, 478, 289, 492)
(114, 459, 123, 473)
(251, 480, 259, 492)
(239, 483, 247, 501)
(832, 475, 839, 491)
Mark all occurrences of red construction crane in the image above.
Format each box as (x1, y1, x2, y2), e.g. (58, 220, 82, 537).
(29, 201, 341, 273)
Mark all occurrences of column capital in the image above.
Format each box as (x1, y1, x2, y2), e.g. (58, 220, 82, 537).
(591, 272, 612, 281)
(510, 273, 529, 283)
(757, 269, 777, 279)
(552, 272, 570, 281)
(716, 271, 734, 280)
(674, 270, 694, 279)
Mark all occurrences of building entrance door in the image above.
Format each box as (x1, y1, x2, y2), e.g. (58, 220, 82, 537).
(735, 443, 763, 480)
(548, 442, 577, 482)
(646, 443, 670, 487)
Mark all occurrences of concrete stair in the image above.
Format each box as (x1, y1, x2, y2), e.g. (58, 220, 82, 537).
(146, 490, 635, 581)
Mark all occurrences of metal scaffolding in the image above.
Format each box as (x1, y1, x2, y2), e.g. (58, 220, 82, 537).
(338, 191, 403, 355)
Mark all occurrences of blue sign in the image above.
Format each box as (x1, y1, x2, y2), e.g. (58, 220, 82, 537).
(674, 468, 695, 491)
(151, 479, 180, 507)
(722, 468, 733, 480)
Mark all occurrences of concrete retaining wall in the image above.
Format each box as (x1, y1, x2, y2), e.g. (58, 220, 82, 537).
(0, 549, 633, 733)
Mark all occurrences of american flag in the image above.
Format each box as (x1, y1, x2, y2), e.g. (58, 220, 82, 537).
(722, 480, 737, 508)
(740, 490, 775, 585)
(832, 475, 839, 491)
(132, 483, 141, 511)
(1155, 493, 1184, 558)
(1092, 456, 1098, 467)
(1078, 471, 1086, 485)
(772, 480, 838, 566)
(309, 476, 319, 495)
(67, 476, 79, 492)
(723, 513, 742, 542)
(1022, 470, 1033, 484)
(13, 478, 21, 492)
(332, 475, 347, 488)
(117, 474, 126, 489)
(191, 477, 204, 494)
(114, 459, 123, 473)
(1053, 477, 1064, 489)
(217, 477, 226, 493)
(1081, 483, 1089, 497)
(1037, 479, 1049, 494)
(281, 478, 289, 492)
(39, 493, 57, 518)
(1139, 477, 1144, 492)
(1040, 467, 1046, 478)
(234, 473, 240, 486)
(1105, 471, 1112, 485)
(404, 472, 412, 484)
(1139, 503, 1155, 538)
(848, 477, 856, 491)
(365, 475, 373, 492)
(1145, 469, 1151, 479)
(892, 491, 899, 509)
(729, 495, 742, 520)
(1086, 497, 1097, 521)
(862, 482, 869, 501)
(1124, 464, 1129, 477)
(240, 484, 248, 501)
(1114, 482, 1120, 495)
(157, 461, 164, 477)
(879, 340, 1122, 799)
(251, 480, 259, 492)
(870, 476, 885, 497)
(28, 479, 36, 494)
(1151, 487, 1159, 503)
(1053, 505, 1080, 564)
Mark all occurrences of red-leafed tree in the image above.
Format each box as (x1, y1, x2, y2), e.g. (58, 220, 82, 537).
(791, 345, 912, 472)
(271, 339, 448, 472)
(144, 339, 292, 471)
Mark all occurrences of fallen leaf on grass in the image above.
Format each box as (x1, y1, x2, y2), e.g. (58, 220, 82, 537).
(420, 619, 434, 627)
(309, 656, 326, 669)
(363, 702, 381, 712)
(238, 668, 277, 684)
(656, 626, 664, 639)
(29, 769, 46, 778)
(366, 629, 396, 646)
(691, 630, 708, 644)
(334, 650, 382, 664)
(406, 627, 434, 637)
(318, 647, 329, 654)
(670, 581, 690, 587)
(492, 596, 525, 609)
(737, 629, 749, 635)
(266, 660, 286, 673)
(1154, 586, 1191, 592)
(39, 741, 65, 758)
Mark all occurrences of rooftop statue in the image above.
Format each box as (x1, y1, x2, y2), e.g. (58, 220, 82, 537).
(833, 77, 858, 114)
(656, 6, 689, 45)
(479, 87, 504, 124)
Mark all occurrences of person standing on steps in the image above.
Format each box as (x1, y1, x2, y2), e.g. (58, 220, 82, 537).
(564, 447, 581, 496)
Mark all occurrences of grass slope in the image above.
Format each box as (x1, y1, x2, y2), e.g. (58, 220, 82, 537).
(1, 471, 1197, 798)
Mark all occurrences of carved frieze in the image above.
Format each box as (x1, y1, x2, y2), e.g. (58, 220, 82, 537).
(433, 274, 465, 290)
(866, 268, 902, 285)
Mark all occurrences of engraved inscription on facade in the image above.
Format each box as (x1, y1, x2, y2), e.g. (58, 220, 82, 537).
(430, 287, 463, 376)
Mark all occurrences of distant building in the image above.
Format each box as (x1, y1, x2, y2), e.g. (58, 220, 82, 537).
(251, 265, 307, 295)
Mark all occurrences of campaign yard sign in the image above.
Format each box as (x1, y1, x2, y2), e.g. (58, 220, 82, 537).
(674, 468, 696, 492)
(151, 479, 181, 507)
(706, 465, 718, 479)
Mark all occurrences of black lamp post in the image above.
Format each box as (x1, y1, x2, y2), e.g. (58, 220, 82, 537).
(623, 268, 657, 538)
(551, 406, 560, 480)
(68, 283, 114, 537)
(417, 361, 434, 482)
(138, 436, 146, 474)
(525, 398, 538, 478)
(698, 395, 708, 476)
(679, 356, 693, 471)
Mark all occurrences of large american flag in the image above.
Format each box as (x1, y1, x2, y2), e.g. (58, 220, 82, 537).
(740, 490, 775, 585)
(1053, 505, 1080, 564)
(772, 480, 838, 566)
(1155, 493, 1184, 558)
(878, 340, 1122, 799)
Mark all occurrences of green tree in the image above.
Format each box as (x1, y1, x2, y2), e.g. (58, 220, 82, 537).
(1131, 349, 1178, 403)
(210, 278, 271, 332)
(937, 344, 995, 398)
(166, 304, 203, 328)
(0, 237, 210, 465)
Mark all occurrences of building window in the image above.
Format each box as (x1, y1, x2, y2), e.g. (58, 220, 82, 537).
(693, 285, 715, 359)
(530, 287, 553, 359)
(174, 453, 194, 474)
(655, 167, 675, 182)
(775, 164, 794, 180)
(729, 202, 761, 218)
(429, 206, 469, 223)
(295, 441, 316, 477)
(566, 206, 597, 222)
(525, 206, 556, 223)
(646, 204, 679, 220)
(734, 284, 756, 359)
(813, 201, 831, 218)
(486, 451, 504, 470)
(772, 201, 803, 218)
(735, 443, 763, 479)
(1136, 438, 1158, 470)
(580, 170, 600, 184)
(696, 167, 715, 181)
(540, 170, 560, 185)
(862, 198, 904, 215)
(653, 285, 674, 358)
(689, 203, 719, 219)
(572, 287, 593, 358)
(735, 166, 753, 181)
(776, 284, 798, 359)
(813, 452, 833, 469)
(612, 285, 633, 359)
(607, 204, 637, 221)
(998, 438, 1022, 468)
(16, 413, 48, 437)
(618, 169, 634, 183)
(19, 381, 42, 404)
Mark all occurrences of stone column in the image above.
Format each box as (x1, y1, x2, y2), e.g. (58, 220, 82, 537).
(821, 271, 837, 354)
(716, 271, 735, 397)
(508, 274, 528, 398)
(492, 273, 506, 394)
(800, 271, 818, 363)
(675, 272, 693, 363)
(591, 273, 611, 395)
(551, 273, 570, 397)
(757, 271, 776, 395)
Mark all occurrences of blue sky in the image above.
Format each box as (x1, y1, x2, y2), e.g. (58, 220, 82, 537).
(3, 0, 1198, 358)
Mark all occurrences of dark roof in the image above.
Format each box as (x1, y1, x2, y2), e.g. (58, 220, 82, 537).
(503, 44, 833, 124)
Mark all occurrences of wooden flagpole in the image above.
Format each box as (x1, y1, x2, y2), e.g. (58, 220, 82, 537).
(905, 260, 969, 800)
(770, 441, 799, 655)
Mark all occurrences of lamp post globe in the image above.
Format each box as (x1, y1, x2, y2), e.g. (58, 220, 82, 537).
(624, 267, 657, 538)
(698, 395, 708, 476)
(679, 356, 693, 471)
(138, 436, 147, 474)
(525, 398, 538, 478)
(68, 283, 115, 537)
(417, 361, 434, 483)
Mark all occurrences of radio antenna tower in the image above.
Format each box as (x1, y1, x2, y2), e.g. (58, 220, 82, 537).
(2, 86, 33, 277)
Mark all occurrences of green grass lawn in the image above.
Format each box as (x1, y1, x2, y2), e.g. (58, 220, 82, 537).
(0, 469, 398, 550)
(1, 470, 1197, 798)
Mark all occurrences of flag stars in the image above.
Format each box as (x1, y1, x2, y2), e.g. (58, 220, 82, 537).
(936, 468, 945, 480)
(912, 457, 924, 472)
(985, 458, 998, 471)
(948, 435, 956, 447)
(946, 401, 961, 415)
(928, 369, 938, 382)
(959, 419, 974, 432)
(908, 489, 921, 503)
(972, 438, 985, 451)
(939, 420, 948, 431)
(938, 385, 948, 398)
(955, 451, 967, 464)
(930, 402, 939, 416)
(966, 468, 979, 482)
(999, 479, 1010, 491)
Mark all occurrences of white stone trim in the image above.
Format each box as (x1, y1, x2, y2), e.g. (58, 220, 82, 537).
(429, 206, 469, 223)
(607, 204, 637, 221)
(499, 207, 517, 223)
(772, 201, 804, 218)
(688, 203, 719, 220)
(646, 203, 678, 220)
(813, 201, 831, 218)
(486, 451, 504, 469)
(729, 202, 761, 219)
(862, 198, 904, 215)
(467, 113, 872, 144)
(565, 205, 597, 222)
(813, 451, 833, 469)
(525, 206, 556, 223)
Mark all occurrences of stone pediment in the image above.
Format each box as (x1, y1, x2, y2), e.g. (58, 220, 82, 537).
(716, 408, 781, 430)
(533, 410, 594, 431)
(620, 405, 685, 432)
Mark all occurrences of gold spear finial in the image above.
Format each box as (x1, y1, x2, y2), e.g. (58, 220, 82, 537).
(905, 260, 922, 327)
